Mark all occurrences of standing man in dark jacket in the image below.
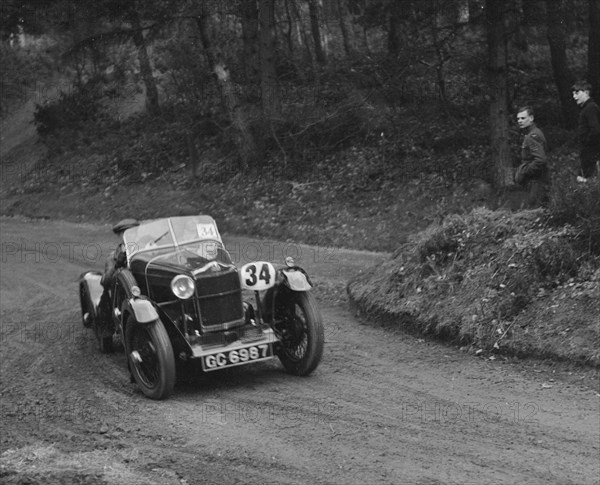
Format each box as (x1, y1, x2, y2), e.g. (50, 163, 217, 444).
(514, 106, 550, 208)
(572, 81, 600, 181)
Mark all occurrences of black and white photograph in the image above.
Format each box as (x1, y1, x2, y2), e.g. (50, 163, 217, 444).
(1, 0, 599, 483)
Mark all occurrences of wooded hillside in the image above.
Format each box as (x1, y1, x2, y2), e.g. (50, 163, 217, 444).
(2, 0, 598, 189)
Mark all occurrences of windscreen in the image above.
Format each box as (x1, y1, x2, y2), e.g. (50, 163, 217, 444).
(123, 216, 228, 264)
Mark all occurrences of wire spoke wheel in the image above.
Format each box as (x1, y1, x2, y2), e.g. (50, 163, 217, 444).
(281, 303, 310, 362)
(126, 317, 175, 400)
(131, 327, 160, 388)
(276, 292, 324, 376)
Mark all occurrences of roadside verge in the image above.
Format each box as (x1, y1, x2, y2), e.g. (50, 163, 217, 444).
(347, 208, 600, 367)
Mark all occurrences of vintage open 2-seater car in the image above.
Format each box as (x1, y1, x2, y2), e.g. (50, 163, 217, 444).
(79, 215, 324, 399)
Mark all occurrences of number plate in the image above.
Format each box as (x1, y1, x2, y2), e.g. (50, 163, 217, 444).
(240, 262, 276, 290)
(201, 343, 273, 372)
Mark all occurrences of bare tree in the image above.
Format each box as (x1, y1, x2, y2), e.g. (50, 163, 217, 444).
(308, 0, 327, 64)
(430, 1, 451, 110)
(62, 0, 163, 115)
(196, 10, 257, 169)
(387, 0, 404, 56)
(486, 0, 512, 187)
(589, 0, 600, 97)
(129, 6, 160, 115)
(259, 0, 281, 117)
(546, 0, 578, 127)
(240, 0, 260, 84)
(283, 0, 296, 54)
(290, 0, 315, 70)
(337, 0, 356, 57)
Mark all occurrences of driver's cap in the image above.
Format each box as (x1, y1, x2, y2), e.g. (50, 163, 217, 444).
(112, 218, 140, 234)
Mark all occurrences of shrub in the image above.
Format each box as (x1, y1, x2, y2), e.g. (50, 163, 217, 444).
(0, 42, 55, 117)
(260, 90, 373, 175)
(549, 170, 600, 252)
(33, 85, 102, 135)
(348, 208, 583, 349)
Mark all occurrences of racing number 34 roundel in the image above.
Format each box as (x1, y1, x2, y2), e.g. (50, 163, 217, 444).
(241, 262, 276, 291)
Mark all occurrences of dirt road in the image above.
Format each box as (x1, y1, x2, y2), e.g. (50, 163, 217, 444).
(0, 217, 598, 485)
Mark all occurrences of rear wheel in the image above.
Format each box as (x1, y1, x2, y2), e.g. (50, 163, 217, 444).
(126, 317, 175, 400)
(94, 292, 114, 354)
(96, 329, 114, 354)
(275, 292, 324, 376)
(81, 281, 113, 353)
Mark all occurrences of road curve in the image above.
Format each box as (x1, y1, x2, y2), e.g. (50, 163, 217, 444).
(0, 217, 598, 485)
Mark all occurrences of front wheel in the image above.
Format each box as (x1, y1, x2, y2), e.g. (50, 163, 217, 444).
(126, 317, 175, 400)
(275, 292, 324, 376)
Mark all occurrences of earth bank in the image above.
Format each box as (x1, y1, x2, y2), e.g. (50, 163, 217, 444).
(348, 207, 600, 367)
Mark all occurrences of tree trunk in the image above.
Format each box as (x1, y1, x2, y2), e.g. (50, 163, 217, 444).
(240, 0, 260, 85)
(308, 0, 327, 64)
(486, 0, 512, 188)
(589, 0, 600, 97)
(259, 0, 281, 118)
(430, 4, 449, 111)
(352, 1, 370, 54)
(337, 0, 355, 57)
(196, 14, 257, 170)
(291, 0, 315, 72)
(129, 8, 159, 115)
(362, 25, 370, 54)
(387, 1, 403, 56)
(546, 0, 578, 127)
(284, 0, 295, 54)
(512, 0, 528, 52)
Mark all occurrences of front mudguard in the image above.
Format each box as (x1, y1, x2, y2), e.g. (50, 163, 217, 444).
(127, 298, 159, 324)
(118, 298, 159, 351)
(280, 268, 313, 291)
(121, 298, 193, 362)
(114, 269, 158, 325)
(113, 271, 191, 360)
(261, 267, 313, 324)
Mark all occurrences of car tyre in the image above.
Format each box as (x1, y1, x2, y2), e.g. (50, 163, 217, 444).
(94, 304, 114, 354)
(97, 332, 114, 354)
(275, 292, 324, 376)
(126, 316, 175, 400)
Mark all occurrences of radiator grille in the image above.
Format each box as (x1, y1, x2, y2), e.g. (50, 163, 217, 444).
(195, 269, 244, 330)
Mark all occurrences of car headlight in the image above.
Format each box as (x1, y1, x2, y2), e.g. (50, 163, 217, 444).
(171, 275, 195, 300)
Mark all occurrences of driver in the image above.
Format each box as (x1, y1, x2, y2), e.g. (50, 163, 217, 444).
(98, 219, 139, 325)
